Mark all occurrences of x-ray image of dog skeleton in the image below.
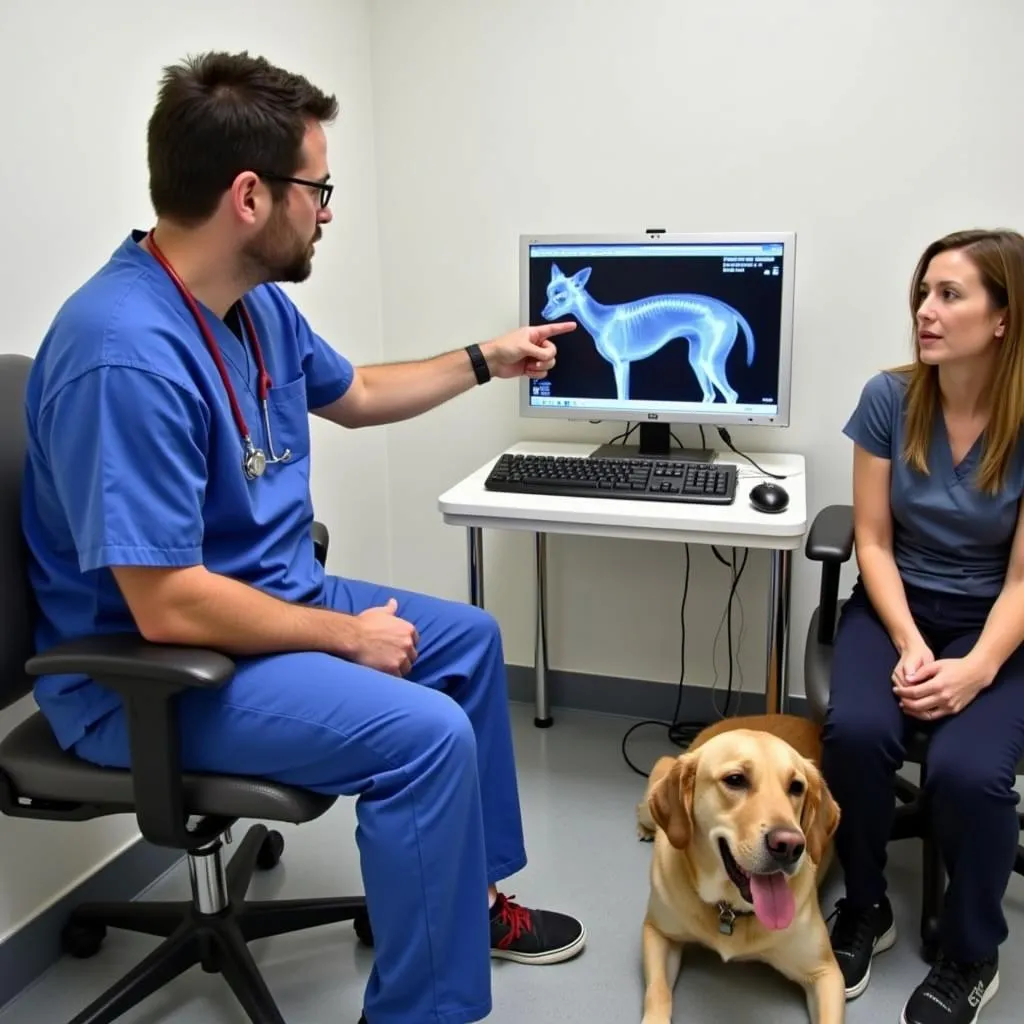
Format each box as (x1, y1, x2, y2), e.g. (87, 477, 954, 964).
(541, 263, 755, 404)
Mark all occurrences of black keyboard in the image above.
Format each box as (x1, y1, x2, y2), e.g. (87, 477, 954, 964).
(484, 453, 737, 505)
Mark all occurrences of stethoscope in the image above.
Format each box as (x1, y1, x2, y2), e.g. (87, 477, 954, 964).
(146, 229, 291, 480)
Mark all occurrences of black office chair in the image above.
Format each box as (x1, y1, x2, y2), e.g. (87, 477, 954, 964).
(0, 353, 373, 1024)
(804, 504, 1024, 963)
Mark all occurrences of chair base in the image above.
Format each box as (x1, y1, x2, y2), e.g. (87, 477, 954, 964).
(889, 775, 1024, 964)
(60, 823, 372, 1024)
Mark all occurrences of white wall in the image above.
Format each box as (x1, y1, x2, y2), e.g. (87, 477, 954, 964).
(368, 0, 1024, 699)
(0, 0, 386, 942)
(5, 0, 1024, 957)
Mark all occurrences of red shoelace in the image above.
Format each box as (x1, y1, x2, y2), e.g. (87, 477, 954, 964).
(492, 893, 534, 948)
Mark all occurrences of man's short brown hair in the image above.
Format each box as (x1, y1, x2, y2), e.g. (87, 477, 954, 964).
(147, 51, 338, 225)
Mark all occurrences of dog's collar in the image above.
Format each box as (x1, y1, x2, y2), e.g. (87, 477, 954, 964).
(715, 900, 754, 935)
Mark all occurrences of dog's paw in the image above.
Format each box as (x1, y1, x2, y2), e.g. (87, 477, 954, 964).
(636, 798, 656, 841)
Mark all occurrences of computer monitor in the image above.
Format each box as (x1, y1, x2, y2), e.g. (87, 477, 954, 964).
(518, 230, 796, 460)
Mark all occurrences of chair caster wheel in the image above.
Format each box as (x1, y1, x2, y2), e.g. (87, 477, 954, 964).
(354, 909, 374, 948)
(61, 921, 107, 959)
(255, 829, 285, 870)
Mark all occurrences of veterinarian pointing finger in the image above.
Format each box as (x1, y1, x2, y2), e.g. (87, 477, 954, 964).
(482, 320, 574, 380)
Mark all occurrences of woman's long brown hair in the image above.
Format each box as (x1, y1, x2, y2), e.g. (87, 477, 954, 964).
(890, 229, 1024, 495)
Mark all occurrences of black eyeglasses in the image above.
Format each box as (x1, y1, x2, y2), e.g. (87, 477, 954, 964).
(257, 172, 333, 209)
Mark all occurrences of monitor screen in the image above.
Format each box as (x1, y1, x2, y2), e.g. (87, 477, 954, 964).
(518, 232, 795, 427)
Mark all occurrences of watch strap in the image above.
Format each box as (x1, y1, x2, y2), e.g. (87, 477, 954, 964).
(466, 343, 491, 384)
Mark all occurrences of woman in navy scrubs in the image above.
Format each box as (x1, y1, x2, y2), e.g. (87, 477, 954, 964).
(823, 229, 1024, 1024)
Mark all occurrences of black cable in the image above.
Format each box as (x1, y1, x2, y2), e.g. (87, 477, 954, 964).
(621, 542, 750, 776)
(716, 427, 786, 479)
(670, 427, 706, 454)
(608, 421, 750, 775)
(620, 543, 711, 776)
(708, 546, 748, 715)
(607, 421, 638, 446)
(725, 550, 738, 713)
(665, 548, 707, 749)
(606, 423, 705, 456)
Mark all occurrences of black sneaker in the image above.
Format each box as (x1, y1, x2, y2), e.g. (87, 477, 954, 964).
(489, 892, 586, 965)
(900, 956, 999, 1024)
(828, 896, 897, 998)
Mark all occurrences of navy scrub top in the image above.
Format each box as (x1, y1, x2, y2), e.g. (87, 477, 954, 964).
(843, 370, 1024, 600)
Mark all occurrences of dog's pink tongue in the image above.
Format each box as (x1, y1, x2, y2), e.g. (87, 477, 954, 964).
(749, 872, 795, 930)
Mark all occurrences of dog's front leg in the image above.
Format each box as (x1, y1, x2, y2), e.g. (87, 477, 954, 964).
(763, 933, 845, 1024)
(805, 962, 846, 1024)
(641, 918, 683, 1024)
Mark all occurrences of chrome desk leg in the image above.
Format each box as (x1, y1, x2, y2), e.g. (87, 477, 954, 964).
(764, 548, 793, 714)
(467, 527, 484, 608)
(534, 532, 552, 728)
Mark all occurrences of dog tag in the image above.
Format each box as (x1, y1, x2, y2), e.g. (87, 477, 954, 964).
(717, 903, 736, 935)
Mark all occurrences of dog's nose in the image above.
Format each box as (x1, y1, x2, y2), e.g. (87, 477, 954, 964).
(765, 828, 805, 866)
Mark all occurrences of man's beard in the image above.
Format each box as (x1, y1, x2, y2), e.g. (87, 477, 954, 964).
(242, 209, 319, 286)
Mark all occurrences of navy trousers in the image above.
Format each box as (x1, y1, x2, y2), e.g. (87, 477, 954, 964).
(73, 575, 526, 1024)
(821, 580, 1024, 963)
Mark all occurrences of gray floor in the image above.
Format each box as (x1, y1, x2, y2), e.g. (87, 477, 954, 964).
(2, 703, 1023, 1023)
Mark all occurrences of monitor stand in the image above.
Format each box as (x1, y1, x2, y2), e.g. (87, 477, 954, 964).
(589, 423, 715, 463)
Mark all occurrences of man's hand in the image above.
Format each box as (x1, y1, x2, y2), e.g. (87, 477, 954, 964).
(351, 598, 419, 676)
(482, 321, 577, 380)
(892, 654, 994, 721)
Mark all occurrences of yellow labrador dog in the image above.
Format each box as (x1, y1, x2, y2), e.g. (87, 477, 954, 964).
(636, 714, 844, 1024)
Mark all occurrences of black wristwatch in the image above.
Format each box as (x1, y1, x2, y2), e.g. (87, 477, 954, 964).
(466, 343, 491, 384)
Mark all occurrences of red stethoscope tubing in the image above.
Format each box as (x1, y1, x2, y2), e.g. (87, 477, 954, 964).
(146, 229, 272, 460)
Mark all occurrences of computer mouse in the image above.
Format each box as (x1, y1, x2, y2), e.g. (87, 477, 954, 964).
(749, 481, 789, 514)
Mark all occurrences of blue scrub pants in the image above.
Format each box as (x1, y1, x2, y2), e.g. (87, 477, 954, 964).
(821, 580, 1024, 963)
(74, 575, 526, 1024)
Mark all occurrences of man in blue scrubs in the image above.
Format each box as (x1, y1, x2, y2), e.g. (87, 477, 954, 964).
(21, 51, 584, 1024)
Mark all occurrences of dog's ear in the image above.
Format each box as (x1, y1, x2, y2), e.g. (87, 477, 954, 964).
(800, 759, 840, 864)
(648, 753, 697, 850)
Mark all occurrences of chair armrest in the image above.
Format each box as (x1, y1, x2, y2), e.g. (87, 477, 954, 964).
(21, 522, 327, 849)
(312, 519, 329, 567)
(25, 634, 234, 688)
(805, 504, 854, 562)
(26, 634, 236, 849)
(804, 505, 855, 646)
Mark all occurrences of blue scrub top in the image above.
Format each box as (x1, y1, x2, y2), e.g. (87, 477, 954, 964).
(22, 230, 354, 749)
(844, 370, 1024, 599)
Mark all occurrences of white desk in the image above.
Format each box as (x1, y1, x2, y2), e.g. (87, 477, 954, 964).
(437, 441, 807, 726)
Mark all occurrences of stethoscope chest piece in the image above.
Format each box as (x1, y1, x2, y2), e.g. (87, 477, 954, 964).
(244, 442, 268, 480)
